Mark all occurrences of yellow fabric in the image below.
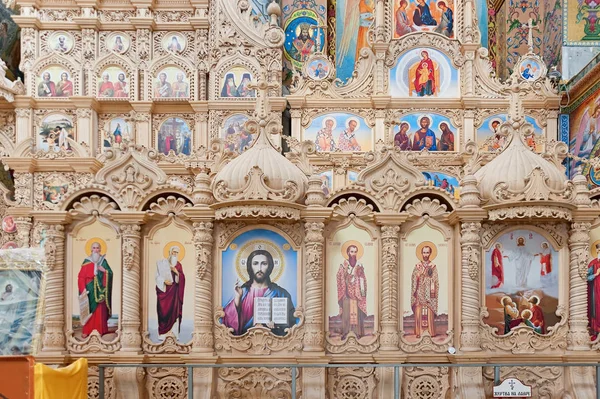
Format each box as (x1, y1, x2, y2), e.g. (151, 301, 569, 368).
(34, 358, 88, 399)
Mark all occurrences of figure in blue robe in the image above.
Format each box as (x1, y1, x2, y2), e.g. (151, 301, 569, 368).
(413, 0, 437, 26)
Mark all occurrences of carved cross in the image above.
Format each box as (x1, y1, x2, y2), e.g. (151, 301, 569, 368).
(247, 73, 278, 121)
(310, 23, 327, 54)
(522, 18, 539, 52)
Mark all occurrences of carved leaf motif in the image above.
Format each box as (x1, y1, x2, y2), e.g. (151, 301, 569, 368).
(332, 197, 373, 218)
(148, 196, 191, 216)
(405, 197, 448, 218)
(70, 195, 118, 216)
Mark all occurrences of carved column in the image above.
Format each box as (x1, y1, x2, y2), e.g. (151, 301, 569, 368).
(567, 221, 592, 351)
(303, 221, 325, 352)
(38, 218, 69, 353)
(119, 223, 143, 352)
(14, 108, 32, 144)
(191, 221, 215, 353)
(379, 224, 400, 351)
(459, 221, 482, 351)
(13, 215, 32, 247)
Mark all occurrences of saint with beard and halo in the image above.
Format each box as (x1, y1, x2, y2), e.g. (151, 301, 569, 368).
(155, 245, 186, 338)
(77, 241, 113, 338)
(223, 249, 295, 336)
(336, 242, 368, 339)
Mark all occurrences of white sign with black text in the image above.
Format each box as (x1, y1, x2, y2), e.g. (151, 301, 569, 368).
(493, 378, 532, 398)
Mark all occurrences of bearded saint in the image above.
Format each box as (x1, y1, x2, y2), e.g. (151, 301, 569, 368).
(155, 246, 186, 336)
(223, 250, 295, 336)
(336, 244, 368, 339)
(77, 242, 113, 338)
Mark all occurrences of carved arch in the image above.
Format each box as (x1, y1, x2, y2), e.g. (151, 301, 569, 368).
(148, 54, 196, 100)
(326, 190, 382, 213)
(61, 189, 123, 212)
(30, 53, 81, 97)
(399, 190, 457, 213)
(140, 192, 194, 213)
(209, 54, 261, 101)
(92, 53, 137, 101)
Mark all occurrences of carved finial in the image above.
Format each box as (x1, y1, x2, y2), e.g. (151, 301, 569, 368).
(522, 18, 539, 53)
(267, 0, 282, 26)
(305, 174, 326, 207)
(459, 174, 481, 208)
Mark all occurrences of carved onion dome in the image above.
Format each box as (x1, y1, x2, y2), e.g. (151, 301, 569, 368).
(474, 121, 568, 205)
(212, 121, 308, 204)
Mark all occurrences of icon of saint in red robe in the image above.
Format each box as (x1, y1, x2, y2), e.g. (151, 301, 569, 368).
(528, 295, 545, 334)
(156, 245, 186, 337)
(534, 242, 552, 276)
(491, 243, 508, 289)
(77, 242, 113, 338)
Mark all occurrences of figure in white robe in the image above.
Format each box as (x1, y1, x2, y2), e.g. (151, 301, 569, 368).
(512, 237, 534, 288)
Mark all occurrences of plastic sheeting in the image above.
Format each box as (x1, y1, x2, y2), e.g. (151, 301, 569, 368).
(0, 248, 45, 356)
(34, 358, 88, 399)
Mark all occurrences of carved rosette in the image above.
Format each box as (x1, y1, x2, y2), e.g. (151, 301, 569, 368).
(41, 224, 66, 352)
(303, 221, 325, 351)
(380, 225, 400, 350)
(568, 222, 592, 351)
(120, 223, 142, 351)
(192, 221, 215, 353)
(461, 222, 482, 351)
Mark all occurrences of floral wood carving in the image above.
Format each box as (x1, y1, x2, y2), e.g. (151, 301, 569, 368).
(325, 331, 379, 354)
(213, 166, 302, 202)
(480, 306, 568, 354)
(359, 146, 426, 211)
(141, 332, 191, 354)
(492, 167, 574, 203)
(213, 307, 305, 356)
(67, 330, 122, 354)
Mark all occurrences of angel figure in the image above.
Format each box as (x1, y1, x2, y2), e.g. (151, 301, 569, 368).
(573, 101, 600, 161)
(336, 0, 375, 74)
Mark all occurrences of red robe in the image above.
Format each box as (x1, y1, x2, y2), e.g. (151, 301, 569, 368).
(414, 58, 436, 94)
(530, 304, 546, 334)
(540, 252, 552, 275)
(588, 259, 600, 334)
(156, 262, 185, 335)
(491, 248, 504, 289)
(77, 260, 112, 336)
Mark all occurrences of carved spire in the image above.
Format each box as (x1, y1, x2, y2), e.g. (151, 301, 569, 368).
(522, 18, 539, 53)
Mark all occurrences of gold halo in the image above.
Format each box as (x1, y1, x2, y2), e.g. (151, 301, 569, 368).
(341, 240, 364, 260)
(85, 238, 107, 256)
(521, 309, 532, 319)
(416, 241, 438, 261)
(500, 296, 512, 306)
(235, 239, 286, 283)
(493, 242, 503, 249)
(528, 295, 540, 304)
(163, 241, 186, 262)
(591, 240, 600, 258)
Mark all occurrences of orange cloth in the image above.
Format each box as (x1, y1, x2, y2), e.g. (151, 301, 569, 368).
(34, 358, 88, 399)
